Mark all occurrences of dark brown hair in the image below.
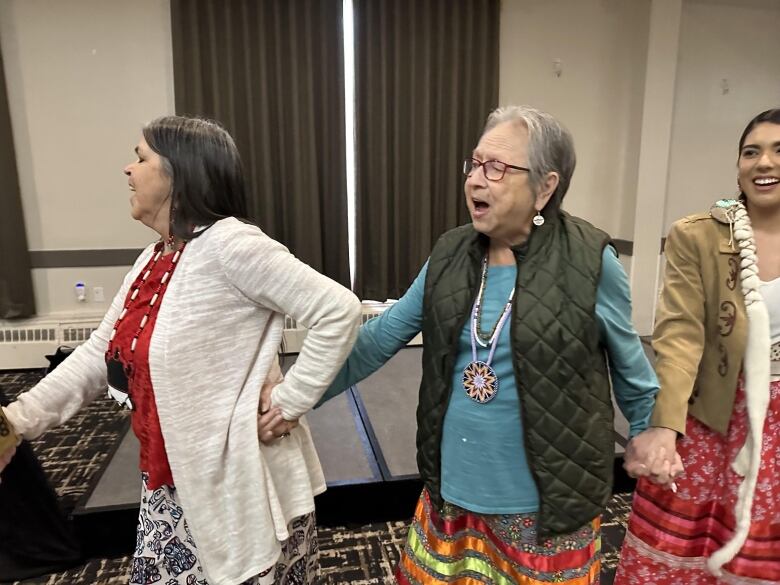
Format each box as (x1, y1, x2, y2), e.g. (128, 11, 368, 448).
(143, 116, 248, 239)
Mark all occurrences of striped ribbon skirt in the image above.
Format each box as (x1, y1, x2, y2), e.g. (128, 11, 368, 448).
(395, 489, 601, 584)
(615, 379, 780, 584)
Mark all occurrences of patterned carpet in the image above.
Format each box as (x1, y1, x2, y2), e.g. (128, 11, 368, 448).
(0, 369, 632, 584)
(0, 370, 131, 515)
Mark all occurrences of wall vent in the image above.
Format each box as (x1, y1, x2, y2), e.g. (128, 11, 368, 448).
(0, 318, 101, 369)
(61, 326, 98, 343)
(0, 327, 58, 343)
(361, 312, 381, 325)
(0, 303, 408, 368)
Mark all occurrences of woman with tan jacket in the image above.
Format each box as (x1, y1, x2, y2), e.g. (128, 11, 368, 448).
(615, 108, 780, 583)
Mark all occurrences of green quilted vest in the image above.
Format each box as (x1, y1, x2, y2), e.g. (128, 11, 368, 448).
(419, 212, 614, 538)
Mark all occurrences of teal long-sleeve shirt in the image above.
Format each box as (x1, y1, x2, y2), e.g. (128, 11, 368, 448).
(319, 246, 658, 514)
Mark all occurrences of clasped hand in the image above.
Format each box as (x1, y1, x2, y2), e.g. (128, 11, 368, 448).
(623, 426, 684, 489)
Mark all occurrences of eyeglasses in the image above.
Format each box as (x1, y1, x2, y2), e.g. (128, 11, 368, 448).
(463, 157, 530, 182)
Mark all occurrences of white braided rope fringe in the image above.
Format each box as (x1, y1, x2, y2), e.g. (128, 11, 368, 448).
(707, 203, 772, 576)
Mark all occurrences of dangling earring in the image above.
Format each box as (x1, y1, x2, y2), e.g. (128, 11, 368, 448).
(532, 211, 545, 227)
(166, 204, 177, 250)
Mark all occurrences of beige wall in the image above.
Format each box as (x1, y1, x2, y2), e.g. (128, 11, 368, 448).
(499, 0, 780, 333)
(664, 0, 780, 230)
(499, 0, 651, 240)
(2, 0, 779, 326)
(0, 0, 174, 317)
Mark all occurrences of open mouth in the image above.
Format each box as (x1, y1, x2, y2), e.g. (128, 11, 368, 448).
(472, 199, 489, 212)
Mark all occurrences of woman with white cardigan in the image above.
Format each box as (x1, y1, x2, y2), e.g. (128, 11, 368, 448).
(0, 116, 362, 585)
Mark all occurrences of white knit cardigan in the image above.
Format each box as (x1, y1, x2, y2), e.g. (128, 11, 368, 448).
(5, 217, 362, 584)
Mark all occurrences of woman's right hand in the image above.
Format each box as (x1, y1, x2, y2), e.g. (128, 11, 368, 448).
(258, 374, 299, 445)
(258, 408, 298, 445)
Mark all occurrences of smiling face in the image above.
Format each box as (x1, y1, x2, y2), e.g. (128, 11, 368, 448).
(123, 137, 172, 230)
(738, 122, 780, 212)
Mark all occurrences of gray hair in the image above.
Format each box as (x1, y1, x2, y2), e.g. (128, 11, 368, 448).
(483, 105, 576, 215)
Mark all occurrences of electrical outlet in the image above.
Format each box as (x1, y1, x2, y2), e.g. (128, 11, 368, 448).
(93, 287, 105, 302)
(75, 282, 86, 302)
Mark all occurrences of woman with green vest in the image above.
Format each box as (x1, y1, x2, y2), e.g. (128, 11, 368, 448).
(318, 105, 660, 584)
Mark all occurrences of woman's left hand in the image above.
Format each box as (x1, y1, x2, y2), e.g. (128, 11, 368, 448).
(258, 377, 299, 445)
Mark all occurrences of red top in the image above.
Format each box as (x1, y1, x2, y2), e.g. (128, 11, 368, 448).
(111, 247, 178, 489)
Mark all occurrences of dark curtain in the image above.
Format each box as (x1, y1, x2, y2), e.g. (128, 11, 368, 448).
(353, 0, 499, 300)
(171, 0, 350, 287)
(0, 43, 35, 318)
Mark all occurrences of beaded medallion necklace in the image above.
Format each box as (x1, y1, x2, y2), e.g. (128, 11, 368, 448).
(462, 256, 515, 404)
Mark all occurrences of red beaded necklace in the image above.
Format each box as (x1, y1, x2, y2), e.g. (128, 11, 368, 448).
(105, 242, 185, 409)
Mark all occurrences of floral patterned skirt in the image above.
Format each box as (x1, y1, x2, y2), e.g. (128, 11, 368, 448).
(615, 379, 780, 584)
(130, 474, 318, 585)
(395, 489, 601, 584)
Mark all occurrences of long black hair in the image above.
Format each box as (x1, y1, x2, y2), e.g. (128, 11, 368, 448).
(142, 116, 248, 240)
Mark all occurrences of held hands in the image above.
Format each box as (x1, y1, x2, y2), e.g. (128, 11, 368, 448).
(623, 426, 684, 489)
(257, 362, 299, 445)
